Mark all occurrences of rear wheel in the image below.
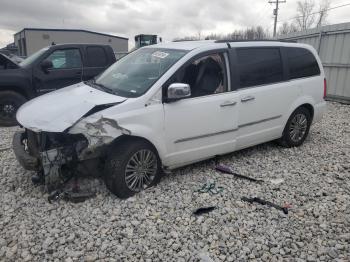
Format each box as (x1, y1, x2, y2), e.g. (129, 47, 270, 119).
(0, 91, 27, 126)
(104, 139, 162, 199)
(279, 107, 312, 147)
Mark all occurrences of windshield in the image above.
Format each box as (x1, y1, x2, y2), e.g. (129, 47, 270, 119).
(19, 47, 49, 67)
(94, 48, 188, 97)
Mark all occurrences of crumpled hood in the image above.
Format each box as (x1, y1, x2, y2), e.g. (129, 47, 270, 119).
(17, 82, 126, 132)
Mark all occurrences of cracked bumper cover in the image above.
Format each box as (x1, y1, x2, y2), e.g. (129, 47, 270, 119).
(12, 131, 39, 171)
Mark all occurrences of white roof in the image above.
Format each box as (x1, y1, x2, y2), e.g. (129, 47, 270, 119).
(146, 40, 312, 51)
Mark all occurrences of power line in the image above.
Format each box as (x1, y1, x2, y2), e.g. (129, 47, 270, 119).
(277, 2, 350, 23)
(269, 0, 286, 37)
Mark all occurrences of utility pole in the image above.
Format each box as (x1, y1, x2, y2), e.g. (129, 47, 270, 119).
(269, 0, 286, 37)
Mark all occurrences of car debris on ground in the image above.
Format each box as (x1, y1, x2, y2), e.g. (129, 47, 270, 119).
(193, 206, 216, 216)
(195, 181, 223, 195)
(241, 196, 290, 215)
(215, 164, 264, 183)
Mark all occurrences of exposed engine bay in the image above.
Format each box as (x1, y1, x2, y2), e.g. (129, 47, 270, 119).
(14, 129, 102, 193)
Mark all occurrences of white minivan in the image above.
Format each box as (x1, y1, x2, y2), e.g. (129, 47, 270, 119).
(13, 40, 327, 198)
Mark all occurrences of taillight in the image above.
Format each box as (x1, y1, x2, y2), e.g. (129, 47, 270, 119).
(323, 78, 327, 99)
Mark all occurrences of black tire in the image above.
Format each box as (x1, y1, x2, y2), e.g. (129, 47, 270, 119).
(279, 107, 312, 148)
(0, 91, 27, 126)
(104, 139, 162, 199)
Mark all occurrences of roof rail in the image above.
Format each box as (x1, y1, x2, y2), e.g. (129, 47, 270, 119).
(214, 39, 297, 43)
(172, 39, 209, 42)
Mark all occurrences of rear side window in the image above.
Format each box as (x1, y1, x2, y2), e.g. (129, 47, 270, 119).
(86, 46, 108, 67)
(237, 48, 283, 88)
(286, 47, 320, 79)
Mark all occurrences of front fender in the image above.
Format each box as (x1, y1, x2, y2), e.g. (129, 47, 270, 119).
(118, 123, 167, 162)
(0, 69, 34, 98)
(68, 116, 167, 162)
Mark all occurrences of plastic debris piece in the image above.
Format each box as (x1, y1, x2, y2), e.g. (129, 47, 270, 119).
(64, 192, 96, 203)
(241, 197, 289, 214)
(48, 190, 96, 203)
(216, 164, 263, 183)
(196, 182, 223, 195)
(270, 178, 284, 185)
(193, 206, 216, 216)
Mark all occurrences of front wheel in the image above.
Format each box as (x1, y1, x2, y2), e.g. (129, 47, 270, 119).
(0, 91, 27, 126)
(104, 139, 162, 199)
(279, 107, 312, 147)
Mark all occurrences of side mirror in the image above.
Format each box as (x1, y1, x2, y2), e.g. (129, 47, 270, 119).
(166, 83, 191, 102)
(41, 59, 53, 72)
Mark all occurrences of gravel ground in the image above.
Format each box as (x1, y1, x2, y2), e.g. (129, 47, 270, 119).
(0, 101, 349, 262)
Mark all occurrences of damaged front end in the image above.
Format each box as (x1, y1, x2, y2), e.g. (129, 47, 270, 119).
(13, 129, 95, 191)
(13, 114, 130, 192)
(12, 82, 131, 193)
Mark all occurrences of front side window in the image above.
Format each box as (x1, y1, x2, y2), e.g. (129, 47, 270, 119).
(19, 47, 49, 67)
(94, 48, 188, 97)
(286, 47, 320, 79)
(168, 53, 227, 98)
(237, 48, 283, 88)
(46, 49, 82, 69)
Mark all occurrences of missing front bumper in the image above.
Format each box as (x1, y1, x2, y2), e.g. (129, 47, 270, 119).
(13, 130, 91, 190)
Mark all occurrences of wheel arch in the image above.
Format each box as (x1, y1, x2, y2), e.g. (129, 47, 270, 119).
(285, 103, 314, 127)
(108, 134, 164, 165)
(0, 85, 30, 99)
(299, 103, 314, 121)
(278, 103, 314, 147)
(284, 96, 315, 128)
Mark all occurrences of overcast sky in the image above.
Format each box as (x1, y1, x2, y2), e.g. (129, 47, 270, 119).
(0, 0, 349, 49)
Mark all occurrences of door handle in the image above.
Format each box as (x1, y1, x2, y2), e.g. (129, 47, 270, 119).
(241, 96, 255, 102)
(220, 101, 237, 107)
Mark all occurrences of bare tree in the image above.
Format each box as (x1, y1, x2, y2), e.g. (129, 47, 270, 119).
(197, 30, 202, 41)
(174, 26, 271, 42)
(295, 0, 330, 31)
(279, 22, 291, 35)
(278, 22, 298, 36)
(317, 0, 330, 27)
(295, 0, 316, 31)
(173, 35, 199, 41)
(255, 26, 267, 39)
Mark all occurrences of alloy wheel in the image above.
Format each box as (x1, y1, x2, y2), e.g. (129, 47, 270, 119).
(289, 113, 308, 143)
(124, 149, 157, 192)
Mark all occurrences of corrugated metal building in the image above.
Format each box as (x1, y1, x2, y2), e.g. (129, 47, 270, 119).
(14, 28, 128, 57)
(279, 22, 350, 103)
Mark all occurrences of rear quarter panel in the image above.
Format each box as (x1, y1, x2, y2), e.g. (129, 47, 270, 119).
(283, 45, 326, 126)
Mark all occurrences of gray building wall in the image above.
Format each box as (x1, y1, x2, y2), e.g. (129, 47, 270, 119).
(278, 22, 350, 102)
(14, 29, 128, 56)
(14, 30, 26, 56)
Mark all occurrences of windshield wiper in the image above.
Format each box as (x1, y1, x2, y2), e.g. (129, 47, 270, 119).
(85, 79, 116, 95)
